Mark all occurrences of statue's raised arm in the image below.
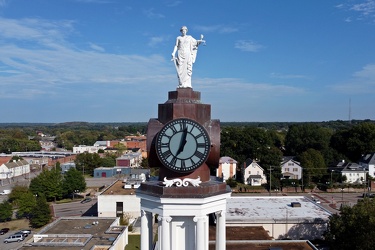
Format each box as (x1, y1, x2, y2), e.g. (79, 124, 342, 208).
(171, 26, 205, 88)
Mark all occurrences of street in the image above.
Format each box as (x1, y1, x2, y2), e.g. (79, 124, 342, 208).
(52, 198, 98, 217)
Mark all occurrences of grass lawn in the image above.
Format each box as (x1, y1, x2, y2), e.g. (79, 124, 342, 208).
(0, 219, 30, 231)
(125, 234, 140, 250)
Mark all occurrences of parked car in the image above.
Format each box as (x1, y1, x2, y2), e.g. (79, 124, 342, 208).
(362, 193, 375, 198)
(0, 228, 10, 235)
(15, 229, 31, 236)
(80, 197, 92, 204)
(3, 234, 24, 243)
(0, 190, 11, 195)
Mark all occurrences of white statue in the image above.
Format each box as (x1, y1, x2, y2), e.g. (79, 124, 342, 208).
(171, 26, 205, 88)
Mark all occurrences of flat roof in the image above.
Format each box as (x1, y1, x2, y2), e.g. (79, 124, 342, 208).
(101, 179, 137, 195)
(208, 226, 317, 249)
(209, 240, 316, 250)
(227, 196, 331, 223)
(19, 217, 126, 250)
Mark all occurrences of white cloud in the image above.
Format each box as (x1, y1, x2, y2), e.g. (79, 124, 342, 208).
(234, 40, 264, 52)
(332, 63, 375, 93)
(89, 43, 105, 52)
(148, 36, 167, 47)
(351, 0, 375, 16)
(165, 1, 182, 7)
(0, 17, 172, 100)
(195, 77, 305, 97)
(143, 8, 165, 19)
(194, 25, 238, 34)
(337, 0, 375, 22)
(270, 72, 311, 80)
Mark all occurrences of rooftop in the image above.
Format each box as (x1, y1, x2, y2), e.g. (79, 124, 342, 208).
(226, 196, 331, 223)
(100, 179, 137, 195)
(19, 217, 126, 250)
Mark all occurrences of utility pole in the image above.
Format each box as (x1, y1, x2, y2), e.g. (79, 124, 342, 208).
(269, 167, 274, 196)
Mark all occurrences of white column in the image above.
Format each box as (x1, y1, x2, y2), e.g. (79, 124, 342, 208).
(194, 215, 208, 250)
(158, 215, 172, 250)
(215, 211, 226, 250)
(140, 210, 153, 250)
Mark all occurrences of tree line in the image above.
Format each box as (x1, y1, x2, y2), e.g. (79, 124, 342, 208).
(220, 121, 375, 188)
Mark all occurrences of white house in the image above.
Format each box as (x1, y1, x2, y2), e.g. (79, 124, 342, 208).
(341, 162, 366, 184)
(216, 156, 237, 181)
(0, 159, 30, 179)
(243, 158, 267, 186)
(281, 157, 302, 180)
(359, 152, 375, 178)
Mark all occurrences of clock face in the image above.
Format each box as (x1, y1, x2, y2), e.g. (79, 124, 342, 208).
(156, 118, 211, 173)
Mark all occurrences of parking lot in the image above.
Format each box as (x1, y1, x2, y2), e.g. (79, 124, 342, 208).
(0, 230, 32, 250)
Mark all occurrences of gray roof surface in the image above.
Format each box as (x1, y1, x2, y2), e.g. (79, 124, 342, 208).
(226, 196, 331, 223)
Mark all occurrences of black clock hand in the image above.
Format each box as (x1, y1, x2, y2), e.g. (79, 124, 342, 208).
(176, 128, 188, 156)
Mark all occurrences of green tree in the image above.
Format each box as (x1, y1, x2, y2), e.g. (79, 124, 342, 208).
(100, 155, 116, 167)
(62, 168, 86, 197)
(220, 126, 282, 166)
(331, 122, 375, 162)
(297, 148, 326, 186)
(140, 157, 149, 168)
(8, 186, 29, 205)
(29, 195, 51, 228)
(29, 168, 63, 202)
(0, 200, 12, 222)
(285, 124, 332, 159)
(325, 198, 375, 250)
(17, 191, 37, 219)
(75, 152, 102, 176)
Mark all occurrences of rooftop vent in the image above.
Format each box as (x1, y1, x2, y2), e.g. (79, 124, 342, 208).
(291, 202, 301, 207)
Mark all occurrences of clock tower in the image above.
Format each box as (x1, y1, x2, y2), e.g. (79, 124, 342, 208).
(136, 27, 231, 250)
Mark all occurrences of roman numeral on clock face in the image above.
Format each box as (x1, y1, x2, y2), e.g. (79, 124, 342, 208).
(170, 156, 177, 166)
(162, 150, 172, 159)
(194, 151, 204, 159)
(180, 160, 186, 171)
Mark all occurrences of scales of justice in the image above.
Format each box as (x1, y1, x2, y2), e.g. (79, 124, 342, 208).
(136, 26, 231, 250)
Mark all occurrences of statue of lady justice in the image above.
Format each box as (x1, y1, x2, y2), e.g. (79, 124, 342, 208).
(171, 26, 205, 88)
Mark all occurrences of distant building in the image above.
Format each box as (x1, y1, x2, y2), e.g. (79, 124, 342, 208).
(97, 180, 142, 219)
(216, 156, 237, 181)
(281, 157, 302, 180)
(226, 196, 331, 240)
(73, 145, 106, 154)
(28, 157, 49, 169)
(116, 152, 142, 168)
(242, 158, 267, 186)
(93, 166, 149, 179)
(60, 162, 76, 173)
(359, 152, 375, 178)
(0, 159, 30, 185)
(341, 162, 366, 184)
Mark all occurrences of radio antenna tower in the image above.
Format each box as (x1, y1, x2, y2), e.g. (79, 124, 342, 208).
(349, 98, 352, 124)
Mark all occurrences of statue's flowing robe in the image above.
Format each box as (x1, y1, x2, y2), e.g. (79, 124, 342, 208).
(176, 35, 198, 88)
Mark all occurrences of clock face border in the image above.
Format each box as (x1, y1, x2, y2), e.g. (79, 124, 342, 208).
(155, 118, 211, 173)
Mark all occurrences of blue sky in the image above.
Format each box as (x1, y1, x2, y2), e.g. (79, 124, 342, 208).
(0, 0, 375, 123)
